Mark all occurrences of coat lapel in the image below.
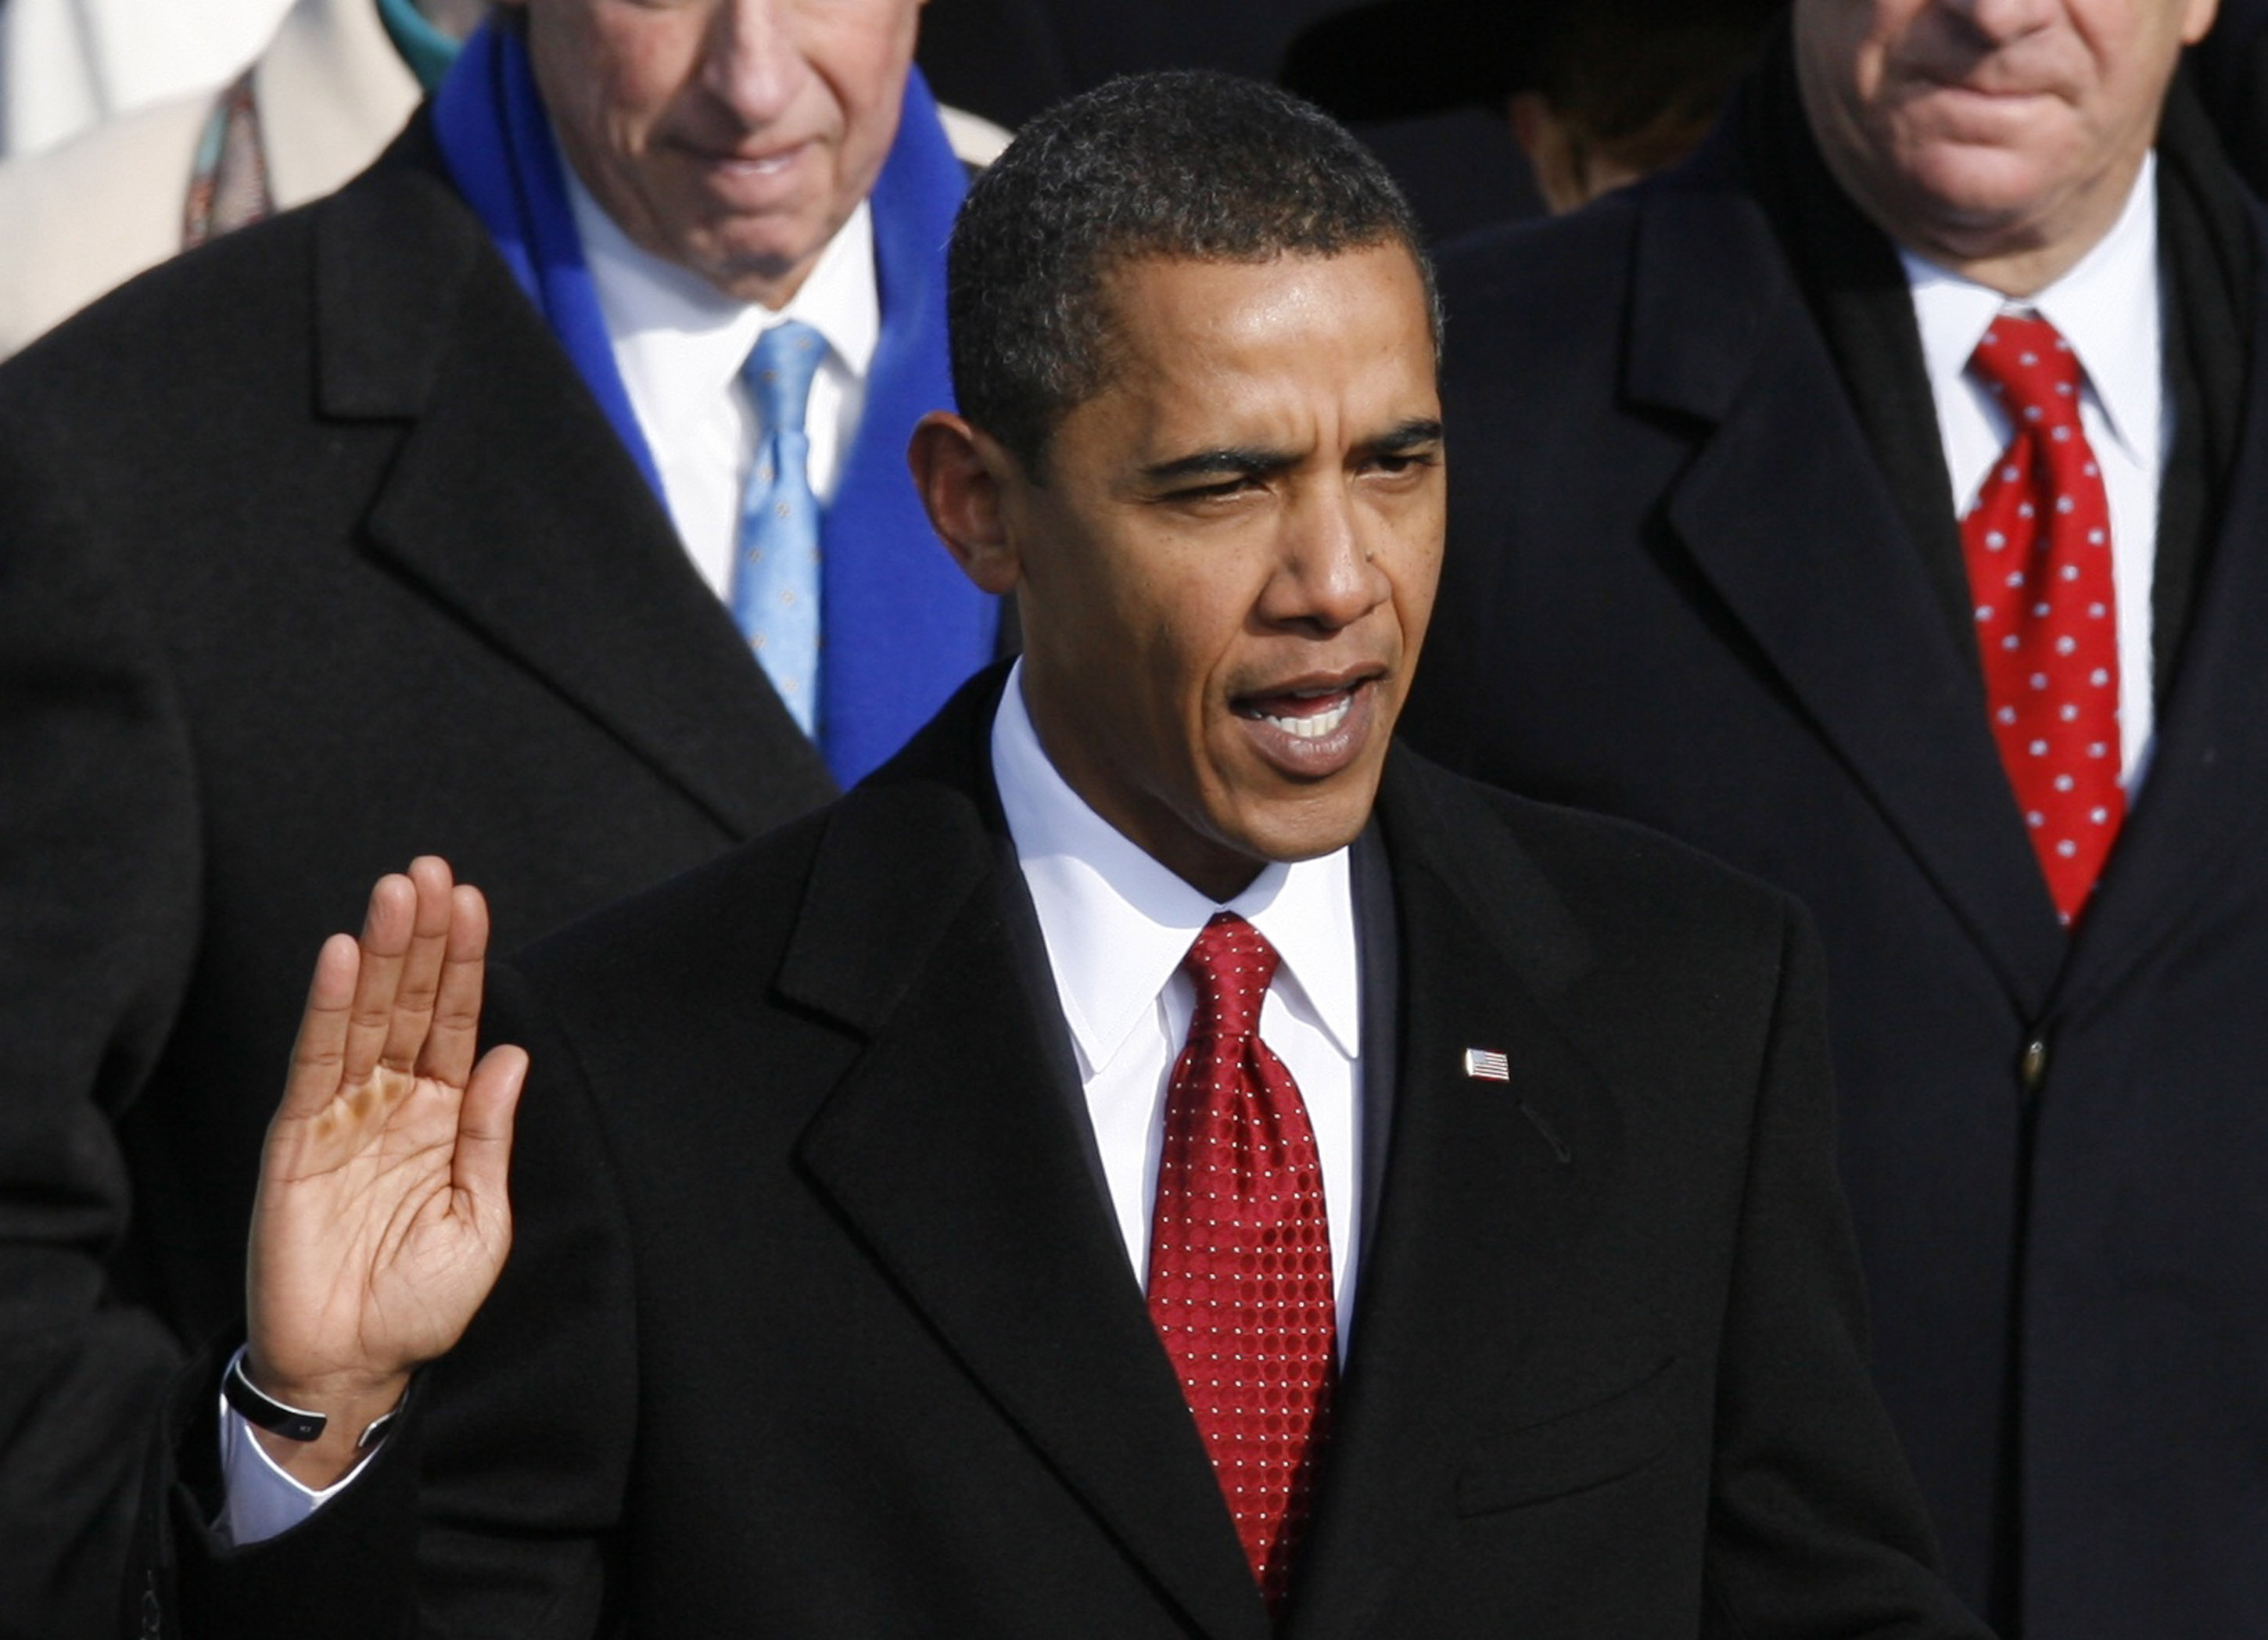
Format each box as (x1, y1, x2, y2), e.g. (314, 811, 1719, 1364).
(2056, 205, 2268, 1013)
(781, 716, 1271, 1640)
(314, 151, 837, 842)
(1625, 185, 2066, 1018)
(1288, 756, 1626, 1639)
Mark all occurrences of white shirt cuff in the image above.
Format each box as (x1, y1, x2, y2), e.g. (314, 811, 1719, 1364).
(215, 1392, 379, 1546)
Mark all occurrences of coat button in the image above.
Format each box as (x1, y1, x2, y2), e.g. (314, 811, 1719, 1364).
(2020, 1035, 2050, 1094)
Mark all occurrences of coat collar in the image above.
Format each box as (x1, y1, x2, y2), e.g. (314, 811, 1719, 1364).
(1620, 174, 2068, 1019)
(1619, 131, 2268, 1027)
(2051, 180, 2268, 1017)
(775, 678, 1629, 1635)
(311, 126, 836, 842)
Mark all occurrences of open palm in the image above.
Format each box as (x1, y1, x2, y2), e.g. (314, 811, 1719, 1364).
(242, 857, 526, 1481)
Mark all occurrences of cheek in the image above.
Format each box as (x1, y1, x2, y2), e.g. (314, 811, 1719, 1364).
(596, 59, 676, 151)
(569, 9, 696, 153)
(819, 52, 917, 180)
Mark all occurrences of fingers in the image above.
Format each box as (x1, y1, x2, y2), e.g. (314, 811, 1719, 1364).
(288, 859, 486, 1125)
(278, 932, 363, 1123)
(378, 856, 458, 1075)
(337, 870, 419, 1090)
(415, 883, 492, 1090)
(453, 1043, 527, 1220)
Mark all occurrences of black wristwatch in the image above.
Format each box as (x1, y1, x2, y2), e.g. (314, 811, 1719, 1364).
(222, 1346, 403, 1450)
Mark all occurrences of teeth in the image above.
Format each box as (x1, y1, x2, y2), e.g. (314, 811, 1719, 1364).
(1261, 697, 1352, 739)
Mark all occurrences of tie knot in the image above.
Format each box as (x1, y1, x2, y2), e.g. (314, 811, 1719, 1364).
(1968, 311, 2085, 430)
(1184, 912, 1280, 1039)
(745, 319, 827, 433)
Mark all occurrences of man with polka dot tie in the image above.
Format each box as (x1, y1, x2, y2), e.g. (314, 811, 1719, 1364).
(136, 73, 1991, 1640)
(1405, 0, 2268, 1633)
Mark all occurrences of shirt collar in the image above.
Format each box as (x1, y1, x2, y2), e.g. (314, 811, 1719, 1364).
(1900, 153, 2161, 465)
(990, 662, 1363, 1080)
(565, 158, 880, 440)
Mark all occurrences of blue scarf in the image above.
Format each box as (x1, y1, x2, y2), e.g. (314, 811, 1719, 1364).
(430, 23, 996, 787)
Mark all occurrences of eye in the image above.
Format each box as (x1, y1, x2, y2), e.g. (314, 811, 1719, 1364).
(1165, 474, 1261, 503)
(1366, 447, 1441, 478)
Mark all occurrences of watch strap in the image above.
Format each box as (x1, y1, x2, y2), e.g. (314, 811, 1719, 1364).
(222, 1345, 402, 1449)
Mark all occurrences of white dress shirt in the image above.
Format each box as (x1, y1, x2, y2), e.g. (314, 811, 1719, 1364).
(223, 664, 1373, 1540)
(1900, 154, 2165, 788)
(566, 169, 880, 599)
(991, 661, 1365, 1321)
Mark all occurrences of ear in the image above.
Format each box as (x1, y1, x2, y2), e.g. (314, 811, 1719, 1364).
(908, 411, 1025, 596)
(2183, 0, 2220, 45)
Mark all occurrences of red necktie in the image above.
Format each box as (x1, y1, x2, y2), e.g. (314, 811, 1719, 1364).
(1960, 311, 2124, 924)
(1147, 913, 1336, 1614)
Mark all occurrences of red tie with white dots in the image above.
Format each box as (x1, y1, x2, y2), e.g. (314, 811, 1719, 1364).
(1146, 912, 1336, 1615)
(1960, 311, 2124, 924)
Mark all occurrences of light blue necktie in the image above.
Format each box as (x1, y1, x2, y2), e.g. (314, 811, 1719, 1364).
(733, 320, 827, 739)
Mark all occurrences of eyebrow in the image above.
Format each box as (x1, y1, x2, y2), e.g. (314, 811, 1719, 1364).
(1365, 417, 1445, 455)
(1139, 418, 1445, 486)
(1140, 445, 1296, 486)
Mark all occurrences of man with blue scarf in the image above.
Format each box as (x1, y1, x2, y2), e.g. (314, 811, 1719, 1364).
(0, 2, 1001, 1635)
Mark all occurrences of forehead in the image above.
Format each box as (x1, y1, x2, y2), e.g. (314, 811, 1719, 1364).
(1068, 248, 1439, 457)
(525, 0, 924, 61)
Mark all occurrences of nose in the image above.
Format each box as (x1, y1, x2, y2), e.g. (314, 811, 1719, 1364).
(1261, 481, 1394, 635)
(699, 0, 810, 131)
(1936, 0, 2061, 46)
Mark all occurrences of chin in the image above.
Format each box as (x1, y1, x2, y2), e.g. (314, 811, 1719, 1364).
(1895, 141, 2067, 236)
(1233, 790, 1380, 869)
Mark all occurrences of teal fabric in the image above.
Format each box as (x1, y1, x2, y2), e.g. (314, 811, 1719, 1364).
(375, 0, 460, 95)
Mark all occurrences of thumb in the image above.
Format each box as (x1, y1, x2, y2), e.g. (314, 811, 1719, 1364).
(454, 1043, 526, 1222)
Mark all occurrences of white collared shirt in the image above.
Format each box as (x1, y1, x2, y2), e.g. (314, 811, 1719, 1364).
(990, 662, 1365, 1323)
(565, 170, 880, 599)
(1900, 154, 2165, 788)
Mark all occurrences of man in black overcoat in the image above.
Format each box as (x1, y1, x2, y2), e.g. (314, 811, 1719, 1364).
(0, 1, 1000, 1633)
(1401, 0, 2262, 1631)
(132, 72, 1990, 1640)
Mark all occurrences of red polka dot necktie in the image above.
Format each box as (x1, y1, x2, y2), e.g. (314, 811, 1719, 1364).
(1960, 311, 2124, 924)
(1147, 913, 1336, 1614)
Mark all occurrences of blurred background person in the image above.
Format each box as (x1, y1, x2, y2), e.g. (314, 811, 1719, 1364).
(1507, 0, 1785, 211)
(1280, 0, 1782, 216)
(0, 0, 478, 359)
(916, 0, 1545, 239)
(0, 0, 292, 156)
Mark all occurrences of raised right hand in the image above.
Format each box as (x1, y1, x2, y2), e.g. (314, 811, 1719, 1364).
(242, 856, 526, 1487)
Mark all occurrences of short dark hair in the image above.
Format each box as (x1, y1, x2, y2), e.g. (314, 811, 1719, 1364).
(947, 70, 1439, 475)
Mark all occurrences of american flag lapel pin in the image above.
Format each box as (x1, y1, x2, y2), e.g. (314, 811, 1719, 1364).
(1462, 1047, 1510, 1082)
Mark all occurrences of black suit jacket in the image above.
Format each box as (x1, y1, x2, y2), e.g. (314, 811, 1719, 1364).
(0, 122, 840, 1638)
(1403, 84, 2268, 1638)
(141, 670, 1986, 1639)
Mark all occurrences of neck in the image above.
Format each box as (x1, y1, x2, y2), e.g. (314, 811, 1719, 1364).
(1841, 149, 2146, 300)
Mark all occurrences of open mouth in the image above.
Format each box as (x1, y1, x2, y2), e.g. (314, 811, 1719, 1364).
(1230, 673, 1383, 779)
(1240, 688, 1356, 741)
